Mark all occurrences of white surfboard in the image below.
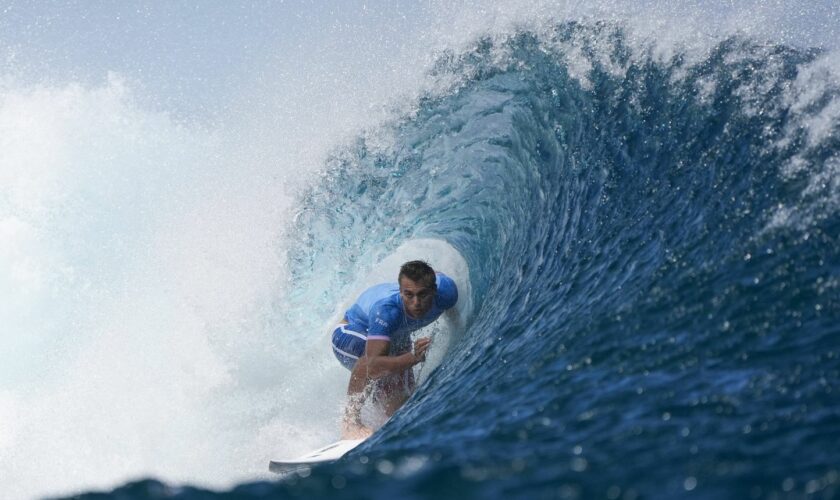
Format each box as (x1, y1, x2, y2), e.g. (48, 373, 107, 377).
(269, 439, 366, 473)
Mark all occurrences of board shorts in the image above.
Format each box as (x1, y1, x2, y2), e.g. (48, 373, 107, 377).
(331, 323, 416, 397)
(331, 323, 367, 370)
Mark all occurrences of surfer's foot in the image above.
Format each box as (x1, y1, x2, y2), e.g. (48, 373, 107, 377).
(341, 422, 373, 440)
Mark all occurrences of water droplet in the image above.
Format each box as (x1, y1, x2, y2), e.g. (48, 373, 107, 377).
(377, 460, 395, 475)
(570, 457, 588, 472)
(782, 478, 795, 491)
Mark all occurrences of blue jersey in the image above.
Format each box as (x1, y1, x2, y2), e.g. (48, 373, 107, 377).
(343, 273, 458, 354)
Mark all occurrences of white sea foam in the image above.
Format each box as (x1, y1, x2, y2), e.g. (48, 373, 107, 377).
(0, 75, 300, 497)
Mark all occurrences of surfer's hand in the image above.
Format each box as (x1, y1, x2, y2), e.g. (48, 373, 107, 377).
(413, 337, 431, 363)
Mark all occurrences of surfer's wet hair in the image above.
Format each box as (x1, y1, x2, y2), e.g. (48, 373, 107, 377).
(399, 260, 436, 289)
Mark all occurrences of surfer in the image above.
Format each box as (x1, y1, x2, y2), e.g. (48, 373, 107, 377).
(331, 260, 458, 439)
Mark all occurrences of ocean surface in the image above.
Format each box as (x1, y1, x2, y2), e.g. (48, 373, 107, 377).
(2, 4, 839, 500)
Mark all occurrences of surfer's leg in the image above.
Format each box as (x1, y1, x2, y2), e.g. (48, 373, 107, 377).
(341, 359, 375, 439)
(375, 369, 416, 417)
(334, 325, 375, 439)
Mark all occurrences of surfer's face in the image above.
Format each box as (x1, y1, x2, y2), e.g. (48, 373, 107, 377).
(399, 276, 436, 319)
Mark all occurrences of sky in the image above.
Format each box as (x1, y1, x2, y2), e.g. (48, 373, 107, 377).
(2, 0, 837, 121)
(0, 1, 437, 121)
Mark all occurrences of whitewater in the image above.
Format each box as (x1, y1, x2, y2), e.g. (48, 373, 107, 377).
(1, 2, 838, 499)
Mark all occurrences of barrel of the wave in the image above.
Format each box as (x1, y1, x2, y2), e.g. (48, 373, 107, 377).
(268, 239, 471, 470)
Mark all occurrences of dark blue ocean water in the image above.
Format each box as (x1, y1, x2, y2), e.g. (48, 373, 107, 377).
(68, 23, 839, 500)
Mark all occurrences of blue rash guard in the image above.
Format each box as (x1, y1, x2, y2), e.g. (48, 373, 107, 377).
(331, 273, 458, 370)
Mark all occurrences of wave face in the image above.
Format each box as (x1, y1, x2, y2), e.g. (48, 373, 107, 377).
(76, 22, 839, 500)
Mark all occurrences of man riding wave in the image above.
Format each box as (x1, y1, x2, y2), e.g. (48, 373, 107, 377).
(330, 260, 458, 439)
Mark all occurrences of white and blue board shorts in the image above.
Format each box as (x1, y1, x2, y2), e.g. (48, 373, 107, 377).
(331, 323, 368, 370)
